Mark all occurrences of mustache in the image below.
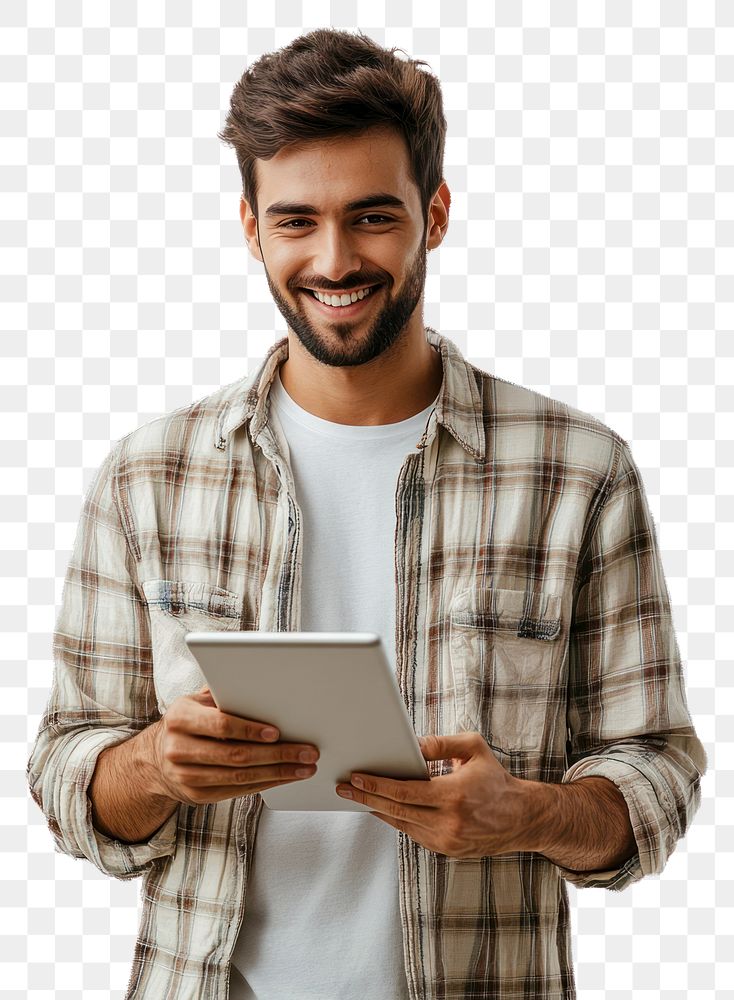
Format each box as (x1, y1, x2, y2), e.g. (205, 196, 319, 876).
(293, 277, 386, 293)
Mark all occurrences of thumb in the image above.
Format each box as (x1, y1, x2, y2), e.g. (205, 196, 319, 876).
(418, 731, 485, 761)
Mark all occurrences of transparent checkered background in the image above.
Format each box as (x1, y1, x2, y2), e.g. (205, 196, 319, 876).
(2, 1, 731, 997)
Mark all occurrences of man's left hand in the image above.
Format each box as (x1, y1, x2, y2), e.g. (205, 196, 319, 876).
(335, 732, 531, 859)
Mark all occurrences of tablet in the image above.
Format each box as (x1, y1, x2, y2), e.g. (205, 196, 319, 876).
(184, 631, 430, 811)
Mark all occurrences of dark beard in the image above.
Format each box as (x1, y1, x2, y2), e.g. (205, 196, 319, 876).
(259, 234, 428, 369)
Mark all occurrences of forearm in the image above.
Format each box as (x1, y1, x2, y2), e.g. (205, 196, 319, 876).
(521, 775, 637, 873)
(88, 721, 179, 844)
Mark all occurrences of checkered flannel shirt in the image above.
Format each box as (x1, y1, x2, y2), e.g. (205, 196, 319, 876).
(28, 329, 707, 999)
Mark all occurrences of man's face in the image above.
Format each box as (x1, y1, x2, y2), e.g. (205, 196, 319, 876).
(241, 127, 442, 368)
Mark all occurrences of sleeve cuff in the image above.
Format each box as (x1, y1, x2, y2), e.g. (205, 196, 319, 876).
(551, 842, 643, 891)
(551, 754, 664, 891)
(55, 728, 179, 880)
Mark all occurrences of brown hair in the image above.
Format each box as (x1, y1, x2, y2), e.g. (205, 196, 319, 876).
(218, 28, 446, 228)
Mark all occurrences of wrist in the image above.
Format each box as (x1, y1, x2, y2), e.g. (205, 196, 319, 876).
(512, 777, 558, 854)
(135, 720, 177, 805)
(515, 775, 637, 872)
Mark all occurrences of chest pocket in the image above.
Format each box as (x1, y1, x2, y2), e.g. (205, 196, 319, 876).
(449, 586, 564, 753)
(142, 579, 243, 714)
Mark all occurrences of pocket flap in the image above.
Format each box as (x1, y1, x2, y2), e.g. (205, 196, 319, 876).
(450, 586, 562, 641)
(142, 579, 241, 618)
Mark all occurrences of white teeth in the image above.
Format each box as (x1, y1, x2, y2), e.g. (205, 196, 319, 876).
(311, 285, 375, 307)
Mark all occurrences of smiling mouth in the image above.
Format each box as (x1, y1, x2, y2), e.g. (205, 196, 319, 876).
(301, 283, 382, 309)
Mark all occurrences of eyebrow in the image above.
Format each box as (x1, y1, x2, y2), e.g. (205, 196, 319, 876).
(264, 192, 407, 218)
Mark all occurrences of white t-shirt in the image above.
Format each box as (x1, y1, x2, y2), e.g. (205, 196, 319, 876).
(229, 368, 438, 999)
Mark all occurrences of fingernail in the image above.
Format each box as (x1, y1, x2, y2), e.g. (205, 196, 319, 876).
(262, 727, 279, 740)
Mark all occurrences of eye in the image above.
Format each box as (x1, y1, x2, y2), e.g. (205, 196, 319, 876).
(279, 218, 313, 229)
(278, 214, 393, 230)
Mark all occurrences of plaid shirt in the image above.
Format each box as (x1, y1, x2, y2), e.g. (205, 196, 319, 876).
(28, 329, 707, 999)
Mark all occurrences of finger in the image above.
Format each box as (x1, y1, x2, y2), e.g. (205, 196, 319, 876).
(174, 761, 318, 788)
(418, 731, 486, 762)
(174, 699, 283, 744)
(181, 773, 315, 805)
(345, 772, 438, 807)
(336, 783, 434, 826)
(192, 687, 216, 707)
(167, 734, 319, 768)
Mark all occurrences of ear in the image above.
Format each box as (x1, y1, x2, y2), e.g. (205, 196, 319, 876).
(240, 196, 264, 263)
(425, 180, 450, 252)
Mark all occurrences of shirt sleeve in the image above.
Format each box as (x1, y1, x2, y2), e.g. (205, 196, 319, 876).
(26, 443, 178, 880)
(555, 438, 708, 892)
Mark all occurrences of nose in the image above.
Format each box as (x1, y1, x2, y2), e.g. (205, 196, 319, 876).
(310, 224, 363, 286)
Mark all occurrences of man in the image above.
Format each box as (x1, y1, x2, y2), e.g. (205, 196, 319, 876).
(28, 28, 706, 1000)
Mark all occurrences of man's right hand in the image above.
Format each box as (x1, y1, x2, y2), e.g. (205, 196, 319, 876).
(146, 687, 320, 806)
(88, 685, 316, 843)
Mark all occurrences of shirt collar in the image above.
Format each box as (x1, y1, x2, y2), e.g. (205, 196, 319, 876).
(215, 327, 485, 462)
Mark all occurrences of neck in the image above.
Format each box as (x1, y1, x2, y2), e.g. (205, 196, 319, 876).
(278, 324, 444, 426)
